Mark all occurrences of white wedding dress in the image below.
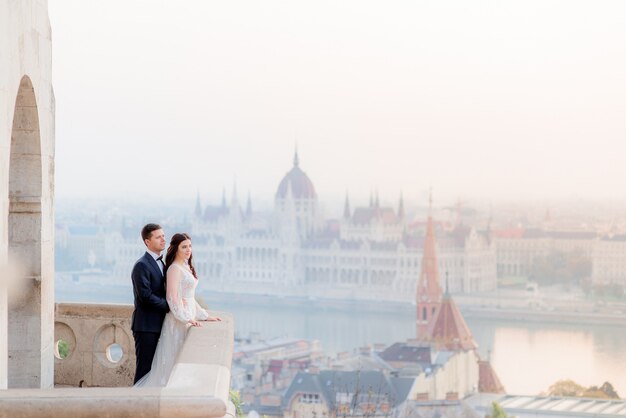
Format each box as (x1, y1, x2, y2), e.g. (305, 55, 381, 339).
(134, 263, 209, 387)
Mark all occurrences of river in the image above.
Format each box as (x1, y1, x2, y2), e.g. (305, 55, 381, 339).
(56, 283, 626, 397)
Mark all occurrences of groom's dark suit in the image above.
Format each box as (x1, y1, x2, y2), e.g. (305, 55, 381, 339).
(131, 251, 169, 384)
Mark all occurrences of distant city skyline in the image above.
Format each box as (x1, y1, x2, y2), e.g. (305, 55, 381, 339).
(50, 1, 626, 201)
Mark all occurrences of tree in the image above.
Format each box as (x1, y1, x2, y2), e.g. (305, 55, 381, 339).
(548, 379, 585, 397)
(547, 379, 620, 399)
(587, 382, 620, 399)
(529, 249, 591, 286)
(490, 402, 514, 418)
(583, 386, 611, 399)
(599, 382, 620, 399)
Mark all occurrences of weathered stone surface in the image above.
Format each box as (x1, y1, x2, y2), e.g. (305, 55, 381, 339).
(54, 303, 135, 388)
(0, 0, 55, 389)
(0, 304, 234, 417)
(0, 386, 228, 418)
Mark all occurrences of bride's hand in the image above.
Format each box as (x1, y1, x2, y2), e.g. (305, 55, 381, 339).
(206, 316, 222, 322)
(188, 319, 202, 327)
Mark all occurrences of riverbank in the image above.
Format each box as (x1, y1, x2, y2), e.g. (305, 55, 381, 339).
(461, 306, 626, 326)
(55, 282, 626, 327)
(199, 289, 626, 327)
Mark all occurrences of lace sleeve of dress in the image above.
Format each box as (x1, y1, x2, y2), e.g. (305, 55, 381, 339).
(194, 299, 209, 320)
(166, 265, 192, 323)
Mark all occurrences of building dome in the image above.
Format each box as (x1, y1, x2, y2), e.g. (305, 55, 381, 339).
(275, 151, 317, 199)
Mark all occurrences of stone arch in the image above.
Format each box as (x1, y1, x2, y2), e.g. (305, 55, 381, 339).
(7, 75, 44, 388)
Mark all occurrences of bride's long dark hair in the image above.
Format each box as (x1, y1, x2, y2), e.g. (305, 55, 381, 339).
(164, 233, 198, 279)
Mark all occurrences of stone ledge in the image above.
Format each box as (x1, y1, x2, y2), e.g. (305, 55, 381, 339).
(55, 302, 133, 319)
(0, 387, 227, 418)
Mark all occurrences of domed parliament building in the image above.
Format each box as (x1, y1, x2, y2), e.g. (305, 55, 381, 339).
(188, 151, 497, 302)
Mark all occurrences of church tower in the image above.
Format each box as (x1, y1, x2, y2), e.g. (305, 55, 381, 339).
(416, 192, 443, 340)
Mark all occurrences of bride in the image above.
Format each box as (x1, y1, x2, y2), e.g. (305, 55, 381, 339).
(135, 232, 221, 387)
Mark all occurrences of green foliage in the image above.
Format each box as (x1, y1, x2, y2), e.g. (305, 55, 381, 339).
(548, 379, 585, 397)
(230, 389, 244, 418)
(490, 401, 514, 418)
(57, 339, 69, 359)
(529, 249, 591, 285)
(585, 382, 620, 399)
(548, 379, 620, 399)
(599, 382, 620, 399)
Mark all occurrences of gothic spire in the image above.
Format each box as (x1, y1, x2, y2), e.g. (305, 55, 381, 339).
(398, 192, 405, 220)
(415, 193, 443, 340)
(293, 145, 300, 168)
(230, 179, 239, 208)
(428, 187, 433, 215)
(343, 192, 351, 219)
(419, 210, 443, 298)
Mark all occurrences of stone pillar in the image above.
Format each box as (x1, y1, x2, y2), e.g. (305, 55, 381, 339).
(0, 0, 10, 392)
(0, 0, 55, 389)
(7, 77, 45, 389)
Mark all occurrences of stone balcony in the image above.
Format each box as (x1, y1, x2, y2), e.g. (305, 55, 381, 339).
(0, 303, 235, 418)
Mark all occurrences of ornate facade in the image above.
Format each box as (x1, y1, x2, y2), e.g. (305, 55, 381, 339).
(592, 234, 626, 287)
(188, 151, 497, 301)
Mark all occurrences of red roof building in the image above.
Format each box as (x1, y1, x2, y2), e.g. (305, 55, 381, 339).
(478, 360, 506, 393)
(428, 292, 478, 351)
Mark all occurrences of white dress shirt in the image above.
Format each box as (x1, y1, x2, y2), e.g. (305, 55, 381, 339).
(147, 249, 164, 275)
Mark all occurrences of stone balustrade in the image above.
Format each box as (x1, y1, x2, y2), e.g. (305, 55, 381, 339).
(54, 303, 136, 387)
(0, 303, 235, 418)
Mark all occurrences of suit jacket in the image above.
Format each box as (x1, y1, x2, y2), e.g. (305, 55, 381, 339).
(131, 252, 170, 333)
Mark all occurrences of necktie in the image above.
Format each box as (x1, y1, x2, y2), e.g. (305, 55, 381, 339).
(156, 255, 164, 275)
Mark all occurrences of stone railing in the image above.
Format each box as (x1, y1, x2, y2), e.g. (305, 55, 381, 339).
(54, 303, 136, 387)
(0, 303, 235, 418)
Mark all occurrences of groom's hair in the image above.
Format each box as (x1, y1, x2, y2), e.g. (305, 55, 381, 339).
(141, 223, 162, 243)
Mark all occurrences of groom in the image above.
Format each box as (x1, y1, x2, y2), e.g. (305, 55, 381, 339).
(131, 223, 170, 384)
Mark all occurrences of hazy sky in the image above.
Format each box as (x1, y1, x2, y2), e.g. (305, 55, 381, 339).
(49, 0, 626, 206)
